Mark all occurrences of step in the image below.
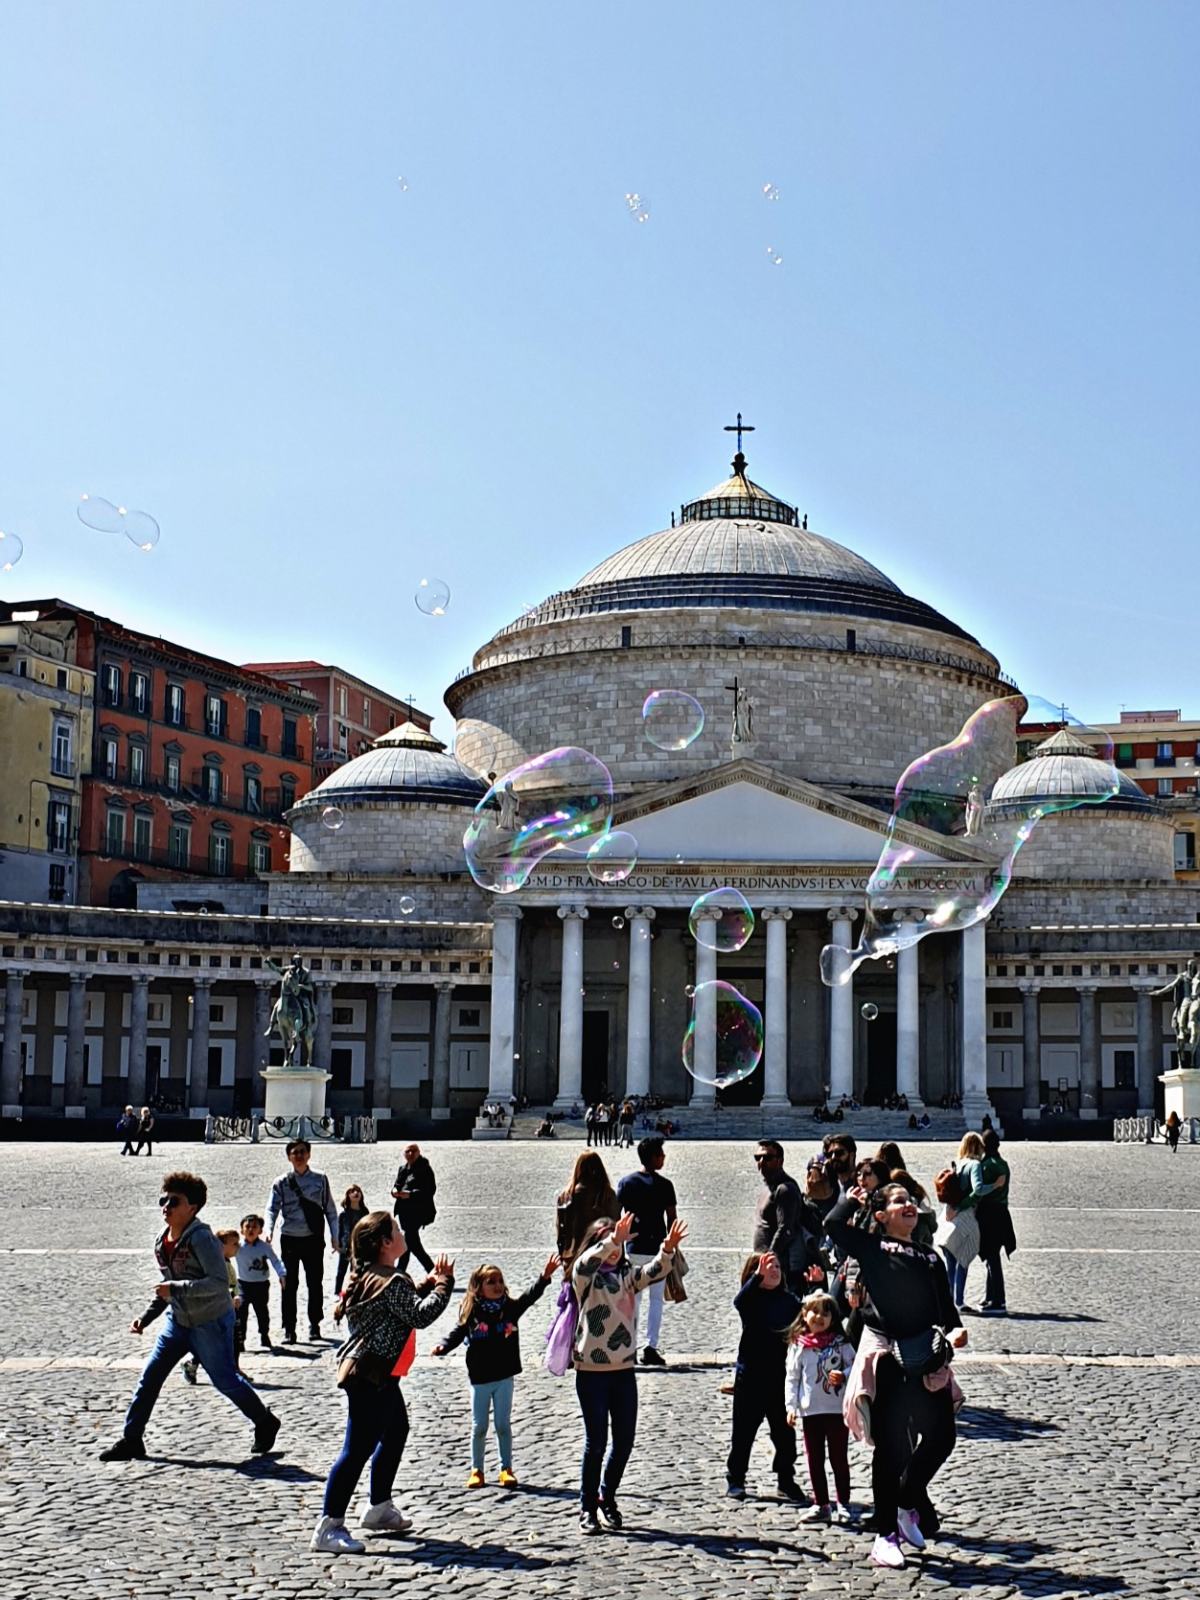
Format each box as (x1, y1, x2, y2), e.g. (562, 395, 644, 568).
(505, 1105, 987, 1142)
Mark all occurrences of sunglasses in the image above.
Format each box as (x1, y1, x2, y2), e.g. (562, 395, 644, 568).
(158, 1194, 183, 1210)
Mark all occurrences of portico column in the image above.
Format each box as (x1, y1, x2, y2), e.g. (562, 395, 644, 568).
(894, 912, 922, 1107)
(2, 969, 27, 1117)
(1078, 984, 1099, 1119)
(1134, 981, 1159, 1118)
(188, 977, 213, 1117)
(826, 907, 859, 1102)
(431, 980, 454, 1119)
(254, 979, 273, 1067)
(624, 907, 656, 1099)
(960, 921, 989, 1117)
(555, 906, 589, 1107)
(689, 909, 721, 1106)
(1020, 980, 1042, 1120)
(486, 905, 522, 1101)
(314, 979, 334, 1067)
(371, 982, 395, 1117)
(64, 973, 88, 1116)
(127, 976, 149, 1107)
(762, 909, 792, 1107)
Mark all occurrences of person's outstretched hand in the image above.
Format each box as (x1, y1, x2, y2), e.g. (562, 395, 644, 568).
(950, 1326, 969, 1348)
(611, 1212, 637, 1249)
(432, 1253, 455, 1280)
(541, 1253, 561, 1281)
(663, 1217, 688, 1253)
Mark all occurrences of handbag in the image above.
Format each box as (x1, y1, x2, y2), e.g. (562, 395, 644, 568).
(663, 1246, 689, 1304)
(934, 1206, 980, 1267)
(289, 1175, 330, 1239)
(543, 1280, 578, 1377)
(335, 1330, 398, 1389)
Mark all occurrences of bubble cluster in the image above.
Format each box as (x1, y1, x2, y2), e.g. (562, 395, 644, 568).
(762, 182, 780, 201)
(320, 805, 345, 832)
(682, 980, 764, 1089)
(0, 530, 22, 572)
(642, 689, 705, 751)
(861, 1002, 879, 1022)
(78, 494, 160, 551)
(463, 746, 614, 894)
(398, 895, 416, 916)
(766, 246, 783, 266)
(820, 696, 1120, 988)
(689, 886, 755, 953)
(586, 829, 638, 885)
(624, 192, 650, 223)
(396, 176, 410, 191)
(415, 577, 450, 616)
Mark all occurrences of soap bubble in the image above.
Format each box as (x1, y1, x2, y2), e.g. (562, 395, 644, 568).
(78, 494, 125, 534)
(0, 530, 22, 571)
(682, 980, 764, 1089)
(612, 915, 625, 930)
(123, 509, 160, 551)
(689, 886, 755, 953)
(762, 182, 780, 201)
(396, 176, 410, 191)
(586, 830, 638, 885)
(642, 689, 705, 751)
(766, 247, 783, 266)
(685, 984, 695, 998)
(320, 805, 345, 832)
(861, 1002, 879, 1022)
(820, 696, 1120, 989)
(398, 895, 416, 915)
(624, 192, 650, 223)
(415, 577, 450, 616)
(463, 746, 614, 893)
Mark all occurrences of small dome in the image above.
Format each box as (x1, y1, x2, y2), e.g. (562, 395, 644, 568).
(989, 727, 1157, 813)
(301, 722, 487, 809)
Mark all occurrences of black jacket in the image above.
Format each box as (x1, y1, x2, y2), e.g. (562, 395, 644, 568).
(392, 1156, 437, 1226)
(438, 1275, 550, 1382)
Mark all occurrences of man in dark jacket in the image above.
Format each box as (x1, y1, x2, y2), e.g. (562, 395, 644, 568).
(752, 1140, 821, 1293)
(392, 1143, 437, 1272)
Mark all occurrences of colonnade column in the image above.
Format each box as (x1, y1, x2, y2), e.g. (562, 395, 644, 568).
(64, 972, 88, 1117)
(959, 920, 990, 1117)
(486, 905, 521, 1101)
(689, 909, 721, 1107)
(1078, 984, 1099, 1119)
(1020, 980, 1042, 1120)
(895, 913, 922, 1107)
(371, 982, 395, 1118)
(762, 909, 792, 1107)
(1, 969, 26, 1117)
(624, 908, 655, 1099)
(431, 980, 454, 1119)
(555, 906, 588, 1107)
(188, 977, 213, 1117)
(254, 979, 273, 1074)
(826, 907, 858, 1102)
(1134, 981, 1159, 1118)
(127, 976, 149, 1107)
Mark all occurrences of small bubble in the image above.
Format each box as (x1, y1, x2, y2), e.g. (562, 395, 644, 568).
(397, 176, 410, 191)
(0, 530, 23, 572)
(861, 1002, 879, 1022)
(415, 577, 451, 616)
(320, 805, 345, 832)
(398, 895, 416, 915)
(685, 984, 695, 999)
(611, 915, 625, 930)
(612, 961, 620, 970)
(624, 192, 650, 223)
(762, 182, 780, 201)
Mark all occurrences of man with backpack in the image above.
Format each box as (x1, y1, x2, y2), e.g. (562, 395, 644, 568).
(265, 1139, 338, 1342)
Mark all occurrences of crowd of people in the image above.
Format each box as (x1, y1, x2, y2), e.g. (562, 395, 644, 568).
(97, 1124, 1018, 1568)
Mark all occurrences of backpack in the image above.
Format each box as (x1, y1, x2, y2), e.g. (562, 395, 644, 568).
(933, 1166, 965, 1207)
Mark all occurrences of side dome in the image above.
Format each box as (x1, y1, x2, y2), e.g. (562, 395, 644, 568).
(988, 729, 1155, 814)
(300, 722, 488, 808)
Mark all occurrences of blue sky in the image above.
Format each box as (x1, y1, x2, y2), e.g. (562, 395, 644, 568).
(1, 2, 1196, 738)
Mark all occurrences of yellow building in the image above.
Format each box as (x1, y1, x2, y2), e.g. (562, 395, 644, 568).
(0, 616, 94, 904)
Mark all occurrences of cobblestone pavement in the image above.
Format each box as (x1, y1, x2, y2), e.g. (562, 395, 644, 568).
(2, 1138, 1197, 1599)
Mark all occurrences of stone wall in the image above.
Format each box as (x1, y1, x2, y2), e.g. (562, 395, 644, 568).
(1008, 812, 1177, 883)
(286, 799, 473, 877)
(267, 871, 490, 924)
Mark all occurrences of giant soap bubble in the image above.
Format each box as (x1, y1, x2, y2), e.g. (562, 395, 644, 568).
(820, 696, 1120, 988)
(682, 980, 764, 1090)
(463, 746, 614, 894)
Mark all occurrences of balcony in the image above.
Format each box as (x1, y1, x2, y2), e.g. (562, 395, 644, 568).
(92, 838, 265, 881)
(92, 762, 291, 820)
(50, 756, 76, 779)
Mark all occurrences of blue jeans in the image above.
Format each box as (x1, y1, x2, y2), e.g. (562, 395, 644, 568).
(575, 1368, 638, 1509)
(124, 1306, 270, 1441)
(472, 1376, 515, 1470)
(941, 1249, 969, 1307)
(324, 1378, 410, 1517)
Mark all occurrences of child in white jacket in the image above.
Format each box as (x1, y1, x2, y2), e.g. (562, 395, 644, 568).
(785, 1290, 856, 1522)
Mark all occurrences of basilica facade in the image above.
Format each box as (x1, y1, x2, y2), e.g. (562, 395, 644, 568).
(1, 445, 1192, 1131)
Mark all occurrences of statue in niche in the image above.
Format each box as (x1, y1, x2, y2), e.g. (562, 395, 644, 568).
(496, 780, 521, 832)
(964, 785, 985, 837)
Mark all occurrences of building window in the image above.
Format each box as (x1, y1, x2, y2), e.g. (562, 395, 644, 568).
(165, 683, 184, 727)
(250, 839, 271, 874)
(337, 685, 348, 717)
(129, 743, 146, 786)
(280, 775, 296, 811)
(245, 706, 262, 748)
(209, 829, 232, 876)
(56, 667, 68, 689)
(102, 737, 119, 779)
(105, 809, 126, 854)
(363, 697, 370, 726)
(132, 813, 152, 860)
(130, 671, 149, 715)
(51, 719, 73, 777)
(47, 798, 71, 853)
(1113, 1049, 1136, 1089)
(1157, 742, 1175, 766)
(205, 693, 227, 738)
(165, 754, 181, 793)
(168, 821, 191, 867)
(282, 717, 298, 758)
(991, 1010, 1014, 1030)
(244, 774, 262, 813)
(1175, 832, 1196, 871)
(202, 763, 222, 804)
(1158, 777, 1174, 798)
(48, 863, 67, 903)
(102, 663, 122, 707)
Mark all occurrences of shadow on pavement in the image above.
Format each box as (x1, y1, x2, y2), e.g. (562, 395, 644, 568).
(921, 1538, 1128, 1597)
(956, 1404, 1060, 1441)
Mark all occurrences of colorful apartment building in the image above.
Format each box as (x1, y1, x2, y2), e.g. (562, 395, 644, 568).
(242, 659, 432, 782)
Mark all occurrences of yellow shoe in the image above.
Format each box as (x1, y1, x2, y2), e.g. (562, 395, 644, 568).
(498, 1468, 518, 1488)
(466, 1468, 485, 1489)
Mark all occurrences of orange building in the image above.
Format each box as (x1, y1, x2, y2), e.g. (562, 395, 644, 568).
(0, 601, 318, 906)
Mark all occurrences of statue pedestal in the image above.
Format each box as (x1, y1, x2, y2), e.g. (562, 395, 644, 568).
(261, 1066, 330, 1124)
(1160, 1067, 1200, 1122)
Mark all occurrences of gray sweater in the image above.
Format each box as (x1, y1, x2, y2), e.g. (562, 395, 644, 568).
(265, 1167, 338, 1242)
(139, 1219, 233, 1329)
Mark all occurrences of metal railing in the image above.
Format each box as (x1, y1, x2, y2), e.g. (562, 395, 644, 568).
(94, 762, 290, 820)
(1113, 1115, 1200, 1144)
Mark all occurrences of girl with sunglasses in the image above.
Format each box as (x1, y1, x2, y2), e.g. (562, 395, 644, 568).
(432, 1253, 560, 1487)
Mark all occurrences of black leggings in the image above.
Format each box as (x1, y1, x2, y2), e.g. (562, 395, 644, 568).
(870, 1354, 956, 1536)
(726, 1367, 797, 1487)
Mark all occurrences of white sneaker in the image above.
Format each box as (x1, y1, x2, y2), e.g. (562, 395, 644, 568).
(832, 1502, 856, 1525)
(360, 1499, 414, 1533)
(897, 1506, 926, 1550)
(869, 1533, 906, 1568)
(310, 1516, 366, 1555)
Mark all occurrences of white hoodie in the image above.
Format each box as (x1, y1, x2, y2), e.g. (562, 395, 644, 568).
(785, 1335, 856, 1418)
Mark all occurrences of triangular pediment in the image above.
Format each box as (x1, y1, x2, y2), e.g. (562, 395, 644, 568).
(611, 760, 987, 866)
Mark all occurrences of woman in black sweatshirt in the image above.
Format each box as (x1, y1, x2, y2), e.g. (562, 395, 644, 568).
(825, 1183, 967, 1570)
